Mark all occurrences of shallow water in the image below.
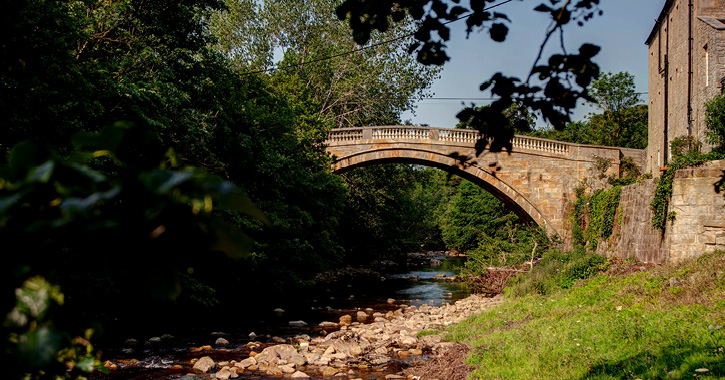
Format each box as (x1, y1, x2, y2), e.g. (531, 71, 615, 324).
(92, 255, 468, 380)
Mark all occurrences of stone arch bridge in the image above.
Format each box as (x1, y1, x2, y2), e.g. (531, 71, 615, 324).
(325, 126, 645, 237)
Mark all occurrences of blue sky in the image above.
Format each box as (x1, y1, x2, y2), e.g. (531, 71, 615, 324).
(400, 0, 664, 129)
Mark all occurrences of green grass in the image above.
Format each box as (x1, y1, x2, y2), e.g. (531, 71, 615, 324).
(417, 330, 443, 338)
(447, 251, 725, 379)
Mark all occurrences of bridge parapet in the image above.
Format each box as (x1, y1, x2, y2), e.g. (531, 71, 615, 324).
(328, 126, 575, 156)
(325, 126, 646, 236)
(327, 126, 645, 168)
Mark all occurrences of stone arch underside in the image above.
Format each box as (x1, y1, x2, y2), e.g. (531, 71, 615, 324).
(333, 147, 557, 236)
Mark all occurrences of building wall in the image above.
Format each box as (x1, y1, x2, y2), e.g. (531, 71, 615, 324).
(646, 0, 725, 174)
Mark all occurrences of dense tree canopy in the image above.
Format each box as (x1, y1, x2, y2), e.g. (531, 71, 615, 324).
(210, 0, 440, 127)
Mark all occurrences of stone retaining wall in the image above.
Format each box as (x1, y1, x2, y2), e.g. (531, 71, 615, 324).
(596, 160, 725, 263)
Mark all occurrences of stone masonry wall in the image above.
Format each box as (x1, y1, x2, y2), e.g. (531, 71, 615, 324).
(666, 159, 725, 261)
(595, 179, 666, 263)
(597, 159, 725, 263)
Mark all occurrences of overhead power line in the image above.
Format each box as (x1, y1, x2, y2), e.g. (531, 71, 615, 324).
(242, 0, 516, 75)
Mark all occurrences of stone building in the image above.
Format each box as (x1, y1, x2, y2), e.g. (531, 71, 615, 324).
(646, 0, 725, 174)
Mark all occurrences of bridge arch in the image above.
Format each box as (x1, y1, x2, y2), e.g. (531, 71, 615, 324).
(333, 147, 554, 234)
(326, 126, 646, 238)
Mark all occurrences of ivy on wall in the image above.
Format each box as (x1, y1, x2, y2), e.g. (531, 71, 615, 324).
(650, 151, 721, 231)
(571, 186, 623, 250)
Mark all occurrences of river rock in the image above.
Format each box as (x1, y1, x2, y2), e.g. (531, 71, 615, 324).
(215, 370, 232, 380)
(266, 368, 284, 376)
(235, 357, 257, 369)
(248, 332, 257, 339)
(255, 344, 300, 364)
(192, 356, 215, 373)
(385, 374, 406, 379)
(399, 336, 417, 347)
(339, 315, 352, 326)
(291, 370, 310, 378)
(289, 320, 308, 327)
(319, 321, 339, 328)
(273, 308, 285, 314)
(321, 366, 339, 377)
(215, 337, 230, 345)
(356, 311, 368, 320)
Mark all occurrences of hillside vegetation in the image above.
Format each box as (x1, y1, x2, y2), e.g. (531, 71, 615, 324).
(446, 250, 725, 379)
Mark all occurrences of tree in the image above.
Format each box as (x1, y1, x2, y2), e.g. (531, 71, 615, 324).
(439, 181, 520, 252)
(586, 71, 647, 148)
(590, 71, 640, 114)
(209, 0, 440, 127)
(525, 72, 648, 149)
(587, 103, 648, 148)
(336, 0, 603, 153)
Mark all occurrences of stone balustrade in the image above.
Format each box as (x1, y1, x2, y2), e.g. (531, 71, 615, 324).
(327, 126, 572, 156)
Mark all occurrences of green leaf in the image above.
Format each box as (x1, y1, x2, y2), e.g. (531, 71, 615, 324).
(27, 161, 55, 183)
(18, 326, 62, 370)
(0, 192, 24, 214)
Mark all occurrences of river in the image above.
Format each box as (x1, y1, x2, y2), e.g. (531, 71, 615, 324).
(91, 254, 469, 380)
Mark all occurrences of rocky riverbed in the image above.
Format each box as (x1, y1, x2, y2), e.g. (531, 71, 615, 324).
(102, 294, 502, 380)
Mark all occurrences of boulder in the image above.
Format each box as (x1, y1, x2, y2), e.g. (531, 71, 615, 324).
(215, 337, 230, 345)
(192, 356, 215, 373)
(255, 344, 299, 364)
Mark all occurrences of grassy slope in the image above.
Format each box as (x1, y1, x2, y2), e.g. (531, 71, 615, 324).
(447, 251, 725, 379)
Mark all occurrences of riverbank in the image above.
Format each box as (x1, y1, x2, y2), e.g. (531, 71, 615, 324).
(444, 250, 725, 379)
(100, 294, 501, 379)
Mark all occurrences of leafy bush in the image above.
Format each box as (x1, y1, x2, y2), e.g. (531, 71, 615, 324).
(705, 94, 725, 153)
(4, 277, 107, 380)
(670, 135, 702, 159)
(1, 125, 263, 378)
(507, 248, 607, 296)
